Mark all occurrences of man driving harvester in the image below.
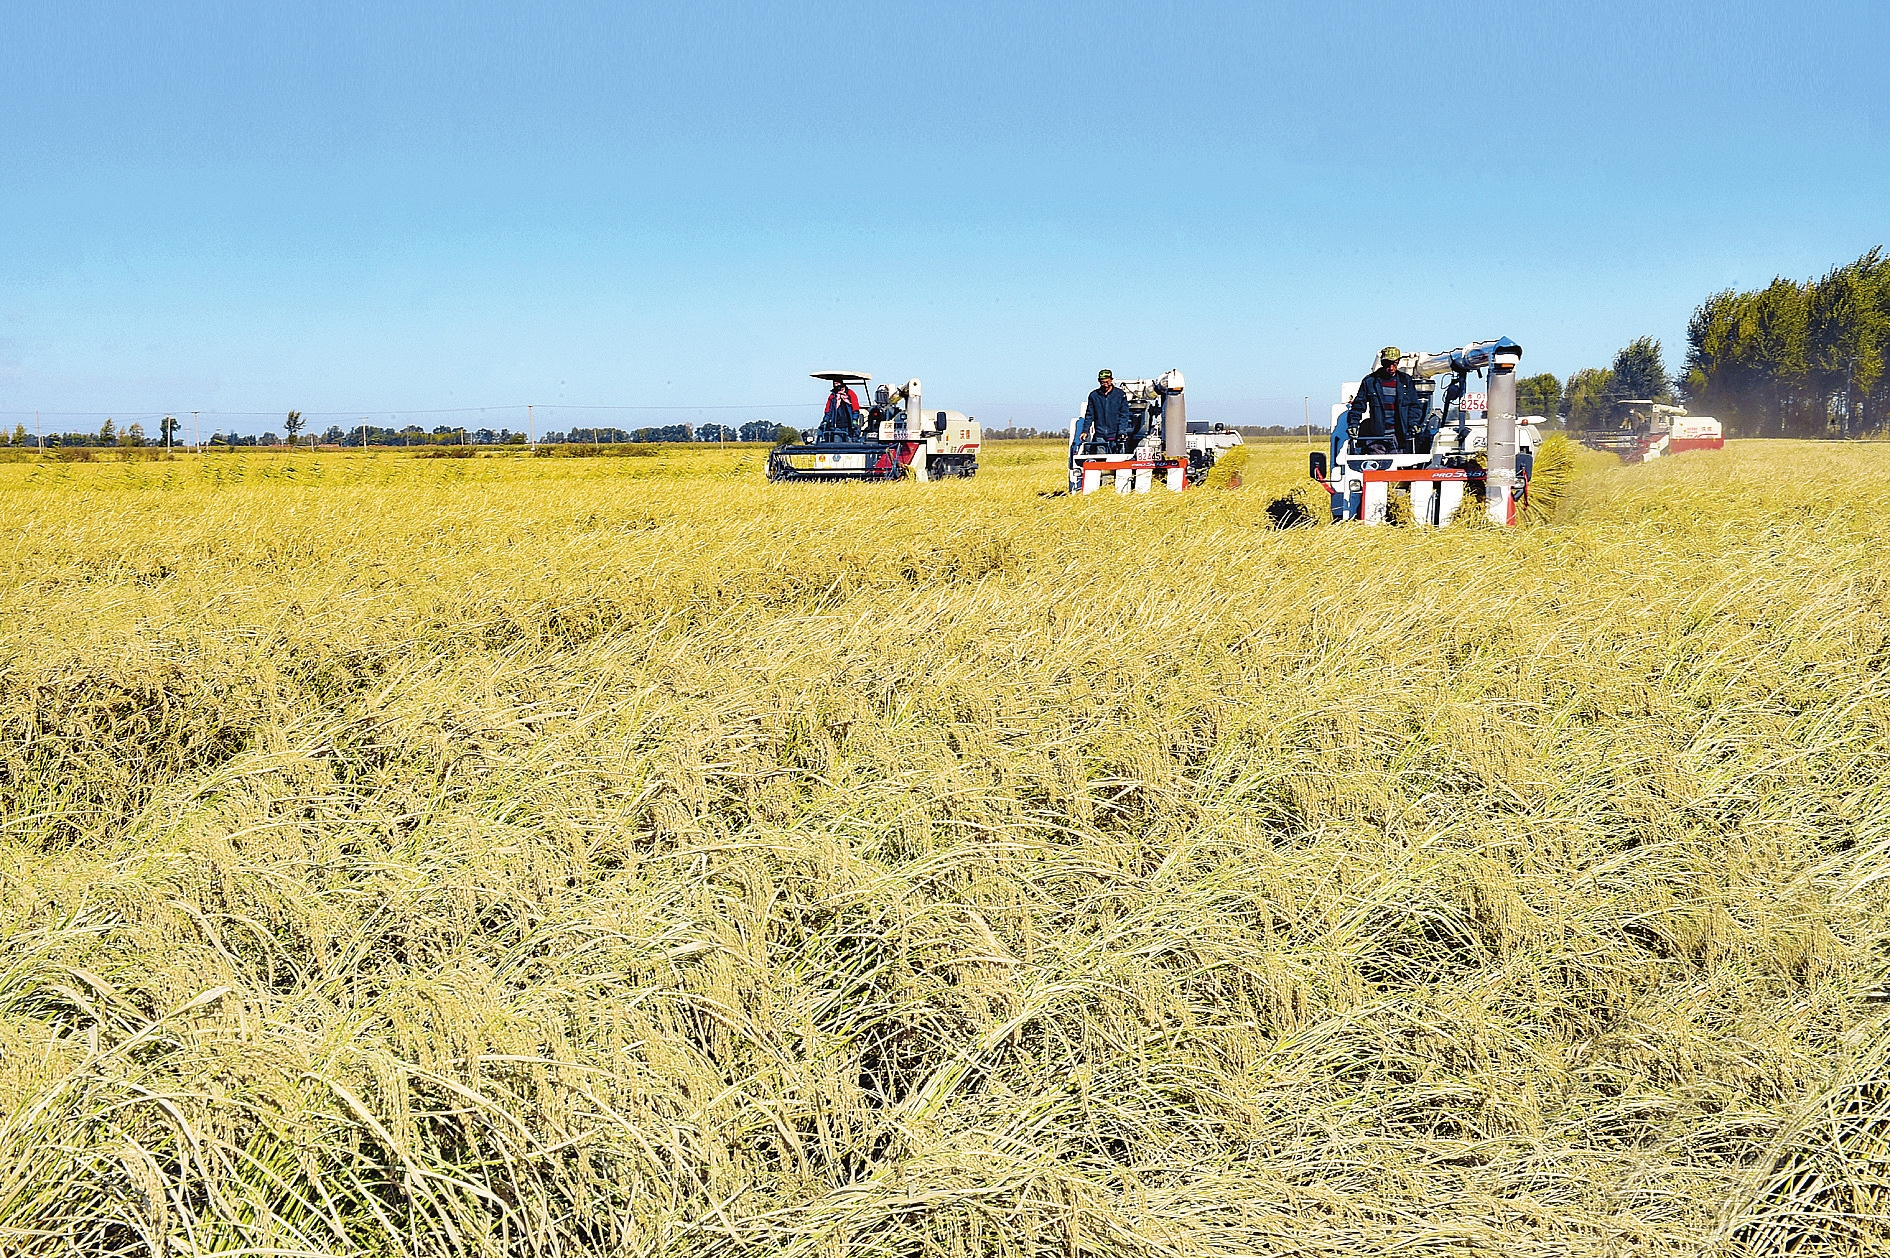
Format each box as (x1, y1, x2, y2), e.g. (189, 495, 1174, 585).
(1083, 369, 1133, 453)
(1338, 346, 1425, 458)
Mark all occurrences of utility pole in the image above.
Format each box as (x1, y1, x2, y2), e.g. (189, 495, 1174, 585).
(361, 417, 368, 450)
(1304, 396, 1310, 447)
(35, 410, 40, 454)
(192, 411, 199, 454)
(528, 403, 534, 452)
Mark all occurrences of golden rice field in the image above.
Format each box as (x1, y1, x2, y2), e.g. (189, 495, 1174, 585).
(1, 439, 1886, 1257)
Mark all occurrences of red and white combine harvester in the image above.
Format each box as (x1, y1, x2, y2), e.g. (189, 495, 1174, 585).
(1311, 338, 1538, 526)
(1574, 400, 1723, 463)
(767, 371, 981, 482)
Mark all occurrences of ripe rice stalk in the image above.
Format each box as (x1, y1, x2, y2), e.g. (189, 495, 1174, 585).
(1713, 1017, 1890, 1255)
(1202, 442, 1251, 490)
(0, 438, 1882, 1256)
(1521, 433, 1577, 525)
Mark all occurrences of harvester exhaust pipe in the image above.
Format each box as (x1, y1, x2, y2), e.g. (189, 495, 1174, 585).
(1485, 347, 1521, 524)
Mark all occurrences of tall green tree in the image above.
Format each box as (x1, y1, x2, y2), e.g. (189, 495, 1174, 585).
(1610, 337, 1672, 403)
(98, 418, 116, 444)
(1751, 277, 1811, 436)
(1684, 288, 1754, 432)
(1872, 256, 1890, 429)
(1563, 367, 1615, 428)
(1517, 373, 1561, 424)
(284, 411, 305, 447)
(1680, 256, 1890, 437)
(1805, 250, 1885, 436)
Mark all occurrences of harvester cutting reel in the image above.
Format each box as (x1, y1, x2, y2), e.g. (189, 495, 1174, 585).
(1067, 370, 1233, 494)
(1310, 338, 1538, 527)
(766, 371, 981, 482)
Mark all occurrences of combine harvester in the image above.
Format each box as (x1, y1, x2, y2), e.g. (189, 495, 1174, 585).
(767, 371, 981, 482)
(1311, 337, 1540, 527)
(1575, 399, 1723, 463)
(1065, 370, 1243, 494)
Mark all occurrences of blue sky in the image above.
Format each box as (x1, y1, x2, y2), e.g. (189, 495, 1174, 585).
(2, 0, 1884, 436)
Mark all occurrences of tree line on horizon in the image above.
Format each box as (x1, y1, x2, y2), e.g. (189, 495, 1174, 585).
(4, 417, 1338, 450)
(1520, 247, 1888, 438)
(1682, 248, 1886, 437)
(0, 418, 799, 449)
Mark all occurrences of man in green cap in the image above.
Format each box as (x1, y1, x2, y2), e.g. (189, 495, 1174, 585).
(1344, 345, 1423, 454)
(1082, 368, 1133, 453)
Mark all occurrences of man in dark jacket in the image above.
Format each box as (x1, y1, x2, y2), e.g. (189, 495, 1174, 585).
(1083, 369, 1134, 453)
(1345, 346, 1424, 453)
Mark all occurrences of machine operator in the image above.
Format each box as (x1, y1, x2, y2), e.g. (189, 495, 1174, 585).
(1083, 369, 1133, 454)
(820, 379, 862, 441)
(1341, 346, 1423, 456)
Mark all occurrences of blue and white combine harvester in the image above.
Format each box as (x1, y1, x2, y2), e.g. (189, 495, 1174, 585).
(1063, 370, 1243, 494)
(1310, 337, 1540, 527)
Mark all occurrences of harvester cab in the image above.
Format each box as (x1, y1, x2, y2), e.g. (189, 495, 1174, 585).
(1311, 337, 1538, 526)
(1575, 400, 1722, 463)
(766, 371, 981, 482)
(814, 373, 868, 443)
(1066, 369, 1236, 494)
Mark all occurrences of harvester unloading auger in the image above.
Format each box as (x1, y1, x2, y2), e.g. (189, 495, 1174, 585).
(1311, 337, 1537, 526)
(766, 372, 981, 482)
